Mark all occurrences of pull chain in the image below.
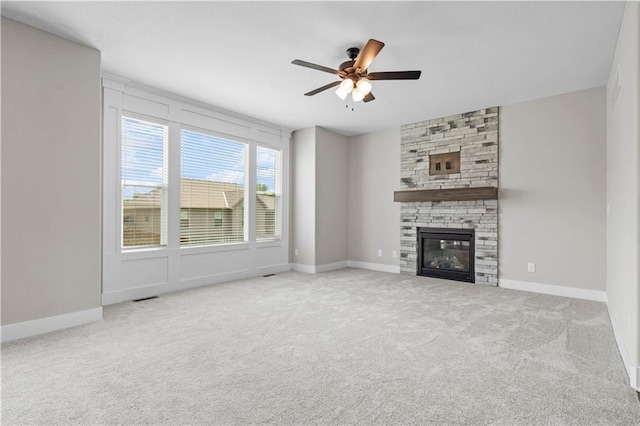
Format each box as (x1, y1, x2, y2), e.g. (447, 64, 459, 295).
(345, 96, 355, 112)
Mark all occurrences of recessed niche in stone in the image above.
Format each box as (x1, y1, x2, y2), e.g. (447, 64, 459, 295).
(430, 151, 460, 175)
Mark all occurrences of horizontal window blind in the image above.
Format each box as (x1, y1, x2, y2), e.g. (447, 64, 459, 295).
(180, 129, 246, 246)
(121, 117, 168, 247)
(256, 146, 280, 240)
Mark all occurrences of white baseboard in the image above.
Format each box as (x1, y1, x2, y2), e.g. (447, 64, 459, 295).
(316, 261, 348, 273)
(1, 307, 103, 343)
(290, 263, 317, 273)
(347, 260, 401, 274)
(103, 264, 293, 305)
(290, 261, 400, 274)
(607, 303, 640, 390)
(256, 263, 291, 276)
(102, 282, 172, 305)
(290, 261, 348, 274)
(498, 279, 608, 303)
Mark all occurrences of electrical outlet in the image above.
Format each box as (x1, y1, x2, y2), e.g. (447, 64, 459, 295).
(377, 249, 382, 257)
(392, 251, 397, 258)
(294, 248, 299, 257)
(527, 262, 535, 273)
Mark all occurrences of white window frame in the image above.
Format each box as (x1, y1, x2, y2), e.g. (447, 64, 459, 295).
(256, 144, 282, 241)
(179, 125, 249, 247)
(102, 76, 291, 306)
(120, 114, 169, 249)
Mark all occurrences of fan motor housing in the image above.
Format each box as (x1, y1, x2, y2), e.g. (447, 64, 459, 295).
(339, 60, 356, 73)
(340, 47, 361, 75)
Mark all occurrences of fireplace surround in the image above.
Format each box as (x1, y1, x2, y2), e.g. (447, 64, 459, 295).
(398, 107, 499, 286)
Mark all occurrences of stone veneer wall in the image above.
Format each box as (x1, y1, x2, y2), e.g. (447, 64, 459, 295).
(399, 108, 499, 285)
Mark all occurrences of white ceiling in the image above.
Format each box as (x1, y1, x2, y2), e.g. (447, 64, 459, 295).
(2, 1, 625, 136)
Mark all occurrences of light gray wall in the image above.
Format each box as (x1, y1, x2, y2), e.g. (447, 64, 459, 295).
(346, 88, 608, 294)
(348, 128, 400, 266)
(315, 127, 348, 266)
(290, 126, 349, 268)
(290, 127, 316, 266)
(606, 2, 640, 373)
(1, 18, 102, 325)
(499, 87, 607, 291)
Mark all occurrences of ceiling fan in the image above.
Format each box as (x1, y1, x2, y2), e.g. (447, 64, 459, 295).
(292, 39, 421, 103)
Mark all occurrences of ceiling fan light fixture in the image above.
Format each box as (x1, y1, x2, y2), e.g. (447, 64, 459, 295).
(335, 78, 354, 100)
(293, 38, 421, 105)
(352, 79, 372, 102)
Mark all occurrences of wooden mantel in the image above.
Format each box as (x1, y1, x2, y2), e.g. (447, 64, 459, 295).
(393, 187, 498, 203)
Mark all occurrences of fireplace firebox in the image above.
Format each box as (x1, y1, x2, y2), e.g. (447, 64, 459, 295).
(417, 227, 475, 283)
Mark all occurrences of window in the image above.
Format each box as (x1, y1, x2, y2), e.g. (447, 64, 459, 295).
(121, 117, 168, 248)
(256, 146, 280, 240)
(180, 129, 246, 246)
(214, 211, 223, 227)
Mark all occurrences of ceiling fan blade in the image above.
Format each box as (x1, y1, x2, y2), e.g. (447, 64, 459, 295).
(304, 81, 341, 96)
(367, 70, 422, 80)
(353, 39, 385, 72)
(292, 59, 341, 76)
(363, 92, 375, 103)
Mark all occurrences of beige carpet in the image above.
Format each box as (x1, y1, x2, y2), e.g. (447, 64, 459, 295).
(2, 268, 639, 425)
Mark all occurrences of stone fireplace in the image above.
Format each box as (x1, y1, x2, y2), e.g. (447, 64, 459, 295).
(396, 108, 499, 286)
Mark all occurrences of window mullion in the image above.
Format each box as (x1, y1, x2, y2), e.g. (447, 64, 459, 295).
(166, 122, 182, 248)
(247, 142, 257, 243)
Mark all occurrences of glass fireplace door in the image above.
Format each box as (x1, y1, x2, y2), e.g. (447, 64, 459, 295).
(422, 239, 470, 272)
(418, 228, 475, 283)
